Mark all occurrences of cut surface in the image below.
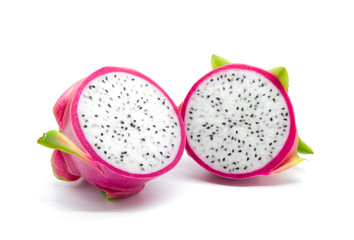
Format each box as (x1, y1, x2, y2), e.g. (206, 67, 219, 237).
(184, 68, 290, 174)
(77, 72, 181, 174)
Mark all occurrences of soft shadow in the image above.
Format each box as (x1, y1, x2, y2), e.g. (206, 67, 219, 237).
(53, 179, 176, 212)
(193, 171, 302, 187)
(174, 156, 303, 187)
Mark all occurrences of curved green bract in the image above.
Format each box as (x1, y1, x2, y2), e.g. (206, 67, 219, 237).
(297, 136, 314, 154)
(268, 67, 289, 92)
(37, 130, 94, 165)
(210, 54, 313, 155)
(270, 153, 305, 174)
(211, 54, 231, 69)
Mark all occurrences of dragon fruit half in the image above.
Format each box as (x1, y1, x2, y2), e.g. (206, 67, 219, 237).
(179, 55, 313, 179)
(38, 67, 186, 198)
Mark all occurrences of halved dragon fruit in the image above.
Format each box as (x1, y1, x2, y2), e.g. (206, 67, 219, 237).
(38, 67, 186, 198)
(179, 55, 313, 179)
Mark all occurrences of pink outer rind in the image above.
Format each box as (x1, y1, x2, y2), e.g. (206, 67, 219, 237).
(51, 150, 80, 181)
(53, 79, 85, 131)
(52, 67, 186, 197)
(181, 64, 297, 179)
(101, 185, 145, 199)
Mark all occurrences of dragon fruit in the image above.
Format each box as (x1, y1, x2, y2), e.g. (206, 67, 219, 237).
(38, 67, 186, 198)
(179, 55, 313, 179)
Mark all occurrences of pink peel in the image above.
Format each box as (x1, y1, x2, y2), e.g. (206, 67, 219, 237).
(51, 150, 80, 181)
(39, 67, 186, 198)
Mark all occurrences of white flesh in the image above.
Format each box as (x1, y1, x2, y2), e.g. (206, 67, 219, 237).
(78, 72, 181, 174)
(184, 69, 290, 174)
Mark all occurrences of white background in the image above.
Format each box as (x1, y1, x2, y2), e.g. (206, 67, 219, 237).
(1, 0, 353, 239)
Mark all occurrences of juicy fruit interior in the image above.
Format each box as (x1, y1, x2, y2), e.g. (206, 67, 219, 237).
(184, 69, 290, 174)
(77, 72, 181, 174)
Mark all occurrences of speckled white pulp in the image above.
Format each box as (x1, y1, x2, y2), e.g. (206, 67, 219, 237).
(77, 72, 181, 174)
(184, 69, 290, 174)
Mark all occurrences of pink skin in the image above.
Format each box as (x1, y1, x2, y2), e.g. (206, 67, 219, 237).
(180, 64, 298, 179)
(52, 67, 186, 198)
(51, 150, 80, 181)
